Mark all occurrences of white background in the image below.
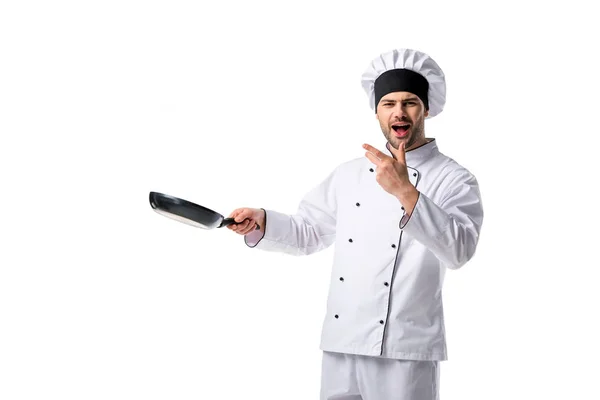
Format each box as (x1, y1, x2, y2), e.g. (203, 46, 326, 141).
(1, 1, 599, 399)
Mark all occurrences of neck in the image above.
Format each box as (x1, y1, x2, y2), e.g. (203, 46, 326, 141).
(406, 136, 429, 151)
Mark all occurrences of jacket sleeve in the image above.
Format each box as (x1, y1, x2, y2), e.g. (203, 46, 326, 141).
(243, 166, 338, 256)
(399, 169, 484, 269)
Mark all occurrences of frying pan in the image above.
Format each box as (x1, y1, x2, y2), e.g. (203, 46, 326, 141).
(149, 191, 260, 230)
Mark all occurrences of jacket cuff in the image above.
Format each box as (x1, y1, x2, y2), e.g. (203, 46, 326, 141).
(399, 192, 421, 229)
(244, 208, 267, 248)
(399, 191, 450, 245)
(244, 209, 291, 250)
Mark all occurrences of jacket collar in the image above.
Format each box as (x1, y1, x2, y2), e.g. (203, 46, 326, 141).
(385, 138, 438, 166)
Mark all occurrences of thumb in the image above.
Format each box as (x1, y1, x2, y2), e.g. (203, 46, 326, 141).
(227, 208, 241, 219)
(234, 209, 249, 222)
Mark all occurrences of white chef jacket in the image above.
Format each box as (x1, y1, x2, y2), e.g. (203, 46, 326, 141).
(244, 138, 484, 361)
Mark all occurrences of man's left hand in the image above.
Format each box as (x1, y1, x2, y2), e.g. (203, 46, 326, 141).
(363, 142, 412, 197)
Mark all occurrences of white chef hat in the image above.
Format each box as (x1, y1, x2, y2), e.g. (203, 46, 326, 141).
(361, 48, 446, 118)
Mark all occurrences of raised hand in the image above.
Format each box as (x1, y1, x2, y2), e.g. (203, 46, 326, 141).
(363, 142, 411, 197)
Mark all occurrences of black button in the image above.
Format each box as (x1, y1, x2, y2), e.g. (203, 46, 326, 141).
(356, 202, 360, 206)
(369, 168, 374, 172)
(413, 173, 417, 177)
(379, 320, 384, 324)
(384, 282, 389, 286)
(391, 244, 396, 248)
(401, 206, 404, 210)
(348, 238, 353, 243)
(339, 277, 344, 282)
(335, 314, 339, 319)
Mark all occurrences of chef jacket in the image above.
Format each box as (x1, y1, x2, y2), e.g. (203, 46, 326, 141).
(244, 138, 484, 361)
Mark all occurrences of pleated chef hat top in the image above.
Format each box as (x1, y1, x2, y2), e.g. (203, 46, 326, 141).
(361, 48, 446, 118)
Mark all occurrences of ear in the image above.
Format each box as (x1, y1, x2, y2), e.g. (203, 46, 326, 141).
(424, 109, 429, 118)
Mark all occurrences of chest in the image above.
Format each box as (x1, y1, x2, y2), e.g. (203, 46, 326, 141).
(337, 164, 420, 226)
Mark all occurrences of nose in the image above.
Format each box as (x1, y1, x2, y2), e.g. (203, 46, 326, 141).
(391, 103, 407, 120)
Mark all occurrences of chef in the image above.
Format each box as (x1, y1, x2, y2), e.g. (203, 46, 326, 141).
(227, 48, 484, 400)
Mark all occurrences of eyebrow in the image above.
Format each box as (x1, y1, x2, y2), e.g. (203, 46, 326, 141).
(380, 97, 420, 103)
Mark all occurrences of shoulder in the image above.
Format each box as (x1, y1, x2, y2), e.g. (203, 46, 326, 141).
(428, 151, 481, 206)
(335, 155, 373, 173)
(432, 150, 479, 187)
(310, 157, 365, 188)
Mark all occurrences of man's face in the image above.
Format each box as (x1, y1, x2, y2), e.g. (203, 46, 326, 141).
(376, 91, 429, 151)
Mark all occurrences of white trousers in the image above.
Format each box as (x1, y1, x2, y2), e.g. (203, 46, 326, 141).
(320, 351, 439, 400)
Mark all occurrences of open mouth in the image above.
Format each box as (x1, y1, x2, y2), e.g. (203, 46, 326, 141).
(392, 124, 410, 137)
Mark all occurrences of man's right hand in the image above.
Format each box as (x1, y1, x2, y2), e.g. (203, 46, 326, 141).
(226, 208, 265, 235)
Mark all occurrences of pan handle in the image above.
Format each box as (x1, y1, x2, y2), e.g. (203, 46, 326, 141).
(222, 217, 260, 230)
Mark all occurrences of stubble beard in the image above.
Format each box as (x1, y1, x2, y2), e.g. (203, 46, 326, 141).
(381, 114, 425, 151)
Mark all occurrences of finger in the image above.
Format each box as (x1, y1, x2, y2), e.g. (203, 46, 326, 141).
(238, 219, 251, 231)
(234, 219, 251, 234)
(232, 221, 243, 229)
(227, 214, 238, 229)
(240, 221, 256, 235)
(397, 141, 406, 164)
(362, 143, 389, 161)
(228, 208, 243, 219)
(365, 151, 382, 166)
(227, 210, 240, 230)
(389, 141, 406, 164)
(229, 217, 244, 230)
(234, 210, 251, 223)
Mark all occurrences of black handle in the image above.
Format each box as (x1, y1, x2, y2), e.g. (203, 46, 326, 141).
(222, 217, 260, 230)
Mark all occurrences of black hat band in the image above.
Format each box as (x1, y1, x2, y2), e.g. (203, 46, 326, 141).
(374, 68, 429, 113)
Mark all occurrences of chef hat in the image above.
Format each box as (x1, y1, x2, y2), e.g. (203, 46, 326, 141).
(361, 48, 446, 118)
